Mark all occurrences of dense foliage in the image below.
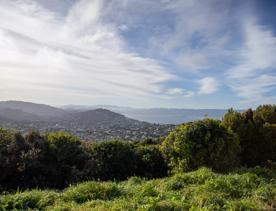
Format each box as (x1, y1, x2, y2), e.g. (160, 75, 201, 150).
(223, 105, 276, 166)
(0, 131, 167, 190)
(162, 119, 240, 173)
(1, 167, 275, 210)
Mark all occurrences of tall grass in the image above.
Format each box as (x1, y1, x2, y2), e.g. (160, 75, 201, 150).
(0, 167, 275, 210)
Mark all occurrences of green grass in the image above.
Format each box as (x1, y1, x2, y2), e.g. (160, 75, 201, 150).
(1, 167, 275, 210)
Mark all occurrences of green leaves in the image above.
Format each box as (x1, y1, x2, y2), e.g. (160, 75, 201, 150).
(162, 119, 240, 173)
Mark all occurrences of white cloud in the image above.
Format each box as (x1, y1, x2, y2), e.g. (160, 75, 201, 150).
(175, 50, 210, 71)
(226, 20, 276, 104)
(165, 88, 194, 97)
(0, 0, 184, 106)
(0, 0, 274, 108)
(198, 77, 219, 95)
(147, 0, 233, 72)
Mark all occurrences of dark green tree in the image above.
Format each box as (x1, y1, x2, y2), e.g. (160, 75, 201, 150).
(223, 109, 259, 166)
(88, 140, 137, 180)
(135, 145, 167, 178)
(223, 105, 276, 166)
(161, 119, 240, 173)
(46, 132, 89, 188)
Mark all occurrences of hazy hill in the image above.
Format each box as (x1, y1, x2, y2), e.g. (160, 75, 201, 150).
(0, 101, 232, 124)
(0, 108, 42, 122)
(64, 109, 140, 127)
(62, 105, 230, 124)
(0, 101, 67, 119)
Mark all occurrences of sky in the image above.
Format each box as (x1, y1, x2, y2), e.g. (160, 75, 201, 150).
(0, 0, 275, 108)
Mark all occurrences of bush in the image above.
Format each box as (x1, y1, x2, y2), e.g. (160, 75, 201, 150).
(87, 140, 137, 181)
(0, 129, 15, 183)
(0, 129, 27, 189)
(154, 200, 187, 211)
(62, 181, 122, 203)
(0, 190, 58, 210)
(161, 119, 240, 173)
(165, 168, 216, 190)
(223, 105, 276, 166)
(18, 131, 50, 188)
(204, 173, 262, 198)
(46, 132, 89, 188)
(135, 145, 167, 179)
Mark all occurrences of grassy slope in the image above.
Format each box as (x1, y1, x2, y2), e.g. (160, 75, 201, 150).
(0, 167, 275, 211)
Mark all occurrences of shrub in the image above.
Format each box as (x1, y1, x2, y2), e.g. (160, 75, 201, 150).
(190, 192, 226, 210)
(62, 181, 122, 203)
(87, 140, 137, 181)
(0, 190, 58, 210)
(161, 119, 240, 173)
(223, 105, 276, 166)
(204, 173, 262, 198)
(154, 200, 188, 211)
(46, 132, 89, 188)
(0, 129, 27, 189)
(135, 145, 167, 179)
(18, 131, 50, 188)
(165, 168, 216, 190)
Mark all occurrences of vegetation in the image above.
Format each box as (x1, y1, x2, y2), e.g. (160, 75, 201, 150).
(0, 167, 275, 210)
(0, 131, 168, 190)
(0, 104, 275, 210)
(162, 119, 240, 173)
(223, 105, 276, 166)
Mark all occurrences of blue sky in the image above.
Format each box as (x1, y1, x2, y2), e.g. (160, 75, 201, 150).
(0, 0, 275, 108)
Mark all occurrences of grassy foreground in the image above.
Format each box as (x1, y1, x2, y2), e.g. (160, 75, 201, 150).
(1, 167, 275, 211)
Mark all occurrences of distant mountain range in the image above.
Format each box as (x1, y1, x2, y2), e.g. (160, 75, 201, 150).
(0, 101, 136, 124)
(0, 101, 174, 141)
(61, 105, 232, 124)
(0, 101, 66, 120)
(0, 101, 233, 124)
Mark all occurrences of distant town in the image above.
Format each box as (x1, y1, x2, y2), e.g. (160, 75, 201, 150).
(0, 120, 175, 141)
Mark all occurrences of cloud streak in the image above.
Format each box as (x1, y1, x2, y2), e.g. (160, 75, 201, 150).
(227, 19, 276, 105)
(0, 0, 275, 108)
(0, 0, 181, 106)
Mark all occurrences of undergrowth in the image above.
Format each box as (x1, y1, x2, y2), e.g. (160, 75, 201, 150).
(0, 167, 275, 210)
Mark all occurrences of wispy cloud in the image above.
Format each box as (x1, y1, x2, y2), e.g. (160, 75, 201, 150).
(0, 0, 275, 108)
(226, 19, 276, 105)
(165, 88, 194, 97)
(198, 77, 219, 95)
(0, 0, 180, 106)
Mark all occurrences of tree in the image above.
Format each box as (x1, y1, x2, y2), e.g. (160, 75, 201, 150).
(0, 129, 28, 189)
(223, 106, 276, 167)
(161, 119, 240, 173)
(135, 145, 167, 178)
(46, 132, 89, 188)
(254, 105, 276, 124)
(19, 131, 49, 188)
(88, 141, 137, 180)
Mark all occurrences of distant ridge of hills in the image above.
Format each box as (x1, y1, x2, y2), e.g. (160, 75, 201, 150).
(0, 108, 42, 122)
(61, 105, 233, 124)
(0, 101, 66, 119)
(0, 101, 135, 125)
(0, 100, 233, 124)
(0, 101, 174, 141)
(63, 108, 141, 127)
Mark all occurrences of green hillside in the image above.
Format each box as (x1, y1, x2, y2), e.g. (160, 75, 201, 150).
(1, 167, 276, 210)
